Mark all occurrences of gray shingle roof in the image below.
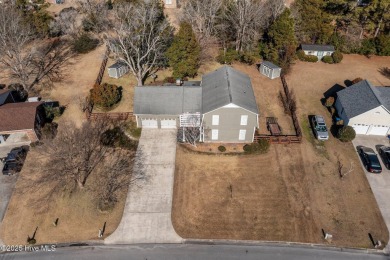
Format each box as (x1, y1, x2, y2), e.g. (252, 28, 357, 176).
(336, 80, 390, 119)
(201, 66, 258, 114)
(301, 44, 335, 52)
(261, 61, 281, 70)
(134, 66, 259, 115)
(108, 61, 127, 69)
(134, 86, 201, 115)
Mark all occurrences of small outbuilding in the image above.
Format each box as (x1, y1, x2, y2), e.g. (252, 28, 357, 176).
(259, 61, 282, 79)
(300, 44, 335, 61)
(108, 61, 129, 79)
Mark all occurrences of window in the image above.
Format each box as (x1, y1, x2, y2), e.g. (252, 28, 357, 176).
(212, 129, 219, 140)
(240, 115, 248, 125)
(166, 0, 172, 4)
(239, 130, 246, 141)
(212, 115, 219, 125)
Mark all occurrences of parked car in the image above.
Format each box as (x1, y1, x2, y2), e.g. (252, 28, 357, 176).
(311, 115, 329, 140)
(2, 146, 29, 175)
(378, 146, 390, 169)
(357, 146, 382, 173)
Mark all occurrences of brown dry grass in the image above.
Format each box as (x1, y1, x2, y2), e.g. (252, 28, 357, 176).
(0, 148, 128, 244)
(172, 54, 390, 248)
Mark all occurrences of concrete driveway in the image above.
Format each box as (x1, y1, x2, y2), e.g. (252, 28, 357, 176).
(352, 135, 390, 253)
(105, 129, 182, 244)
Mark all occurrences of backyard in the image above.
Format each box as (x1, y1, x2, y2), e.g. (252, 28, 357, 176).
(172, 54, 390, 248)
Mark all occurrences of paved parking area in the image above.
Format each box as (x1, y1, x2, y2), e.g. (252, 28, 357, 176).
(352, 135, 390, 253)
(105, 129, 182, 244)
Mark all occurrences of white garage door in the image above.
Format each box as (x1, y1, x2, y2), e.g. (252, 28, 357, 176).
(368, 125, 390, 136)
(352, 124, 369, 135)
(161, 119, 176, 129)
(142, 119, 158, 128)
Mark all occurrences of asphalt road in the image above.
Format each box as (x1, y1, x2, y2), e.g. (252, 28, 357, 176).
(1, 244, 388, 260)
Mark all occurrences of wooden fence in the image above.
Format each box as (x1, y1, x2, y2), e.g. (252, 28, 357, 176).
(95, 47, 110, 85)
(255, 75, 302, 144)
(253, 134, 302, 144)
(86, 111, 133, 121)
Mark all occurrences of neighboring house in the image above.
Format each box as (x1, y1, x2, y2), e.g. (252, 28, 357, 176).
(335, 80, 390, 136)
(300, 44, 335, 61)
(0, 90, 45, 144)
(134, 66, 259, 143)
(259, 61, 282, 79)
(162, 0, 177, 8)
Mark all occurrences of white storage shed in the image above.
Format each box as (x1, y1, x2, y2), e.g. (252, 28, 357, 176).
(259, 61, 282, 80)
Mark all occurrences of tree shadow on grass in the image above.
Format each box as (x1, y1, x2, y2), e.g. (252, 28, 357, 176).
(379, 67, 390, 80)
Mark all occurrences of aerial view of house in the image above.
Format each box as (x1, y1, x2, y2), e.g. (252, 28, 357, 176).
(134, 66, 259, 142)
(0, 0, 390, 259)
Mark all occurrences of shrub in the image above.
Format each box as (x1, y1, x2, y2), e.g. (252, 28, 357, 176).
(359, 39, 376, 56)
(239, 52, 256, 65)
(322, 55, 334, 64)
(163, 77, 175, 84)
(305, 55, 318, 62)
(41, 122, 58, 139)
(332, 51, 343, 63)
(325, 96, 335, 107)
(218, 145, 226, 152)
(351, 77, 363, 84)
(8, 83, 27, 101)
(337, 125, 356, 142)
(44, 105, 64, 121)
(101, 127, 138, 151)
(72, 33, 99, 54)
(243, 139, 270, 154)
(216, 49, 239, 65)
(90, 83, 121, 109)
(296, 50, 306, 60)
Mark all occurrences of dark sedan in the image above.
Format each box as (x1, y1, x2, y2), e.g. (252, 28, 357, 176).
(379, 146, 390, 169)
(357, 146, 382, 173)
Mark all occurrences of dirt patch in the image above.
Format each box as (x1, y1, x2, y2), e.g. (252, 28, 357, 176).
(172, 55, 390, 248)
(0, 148, 128, 244)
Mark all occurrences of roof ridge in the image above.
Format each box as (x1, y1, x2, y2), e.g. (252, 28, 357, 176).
(225, 66, 233, 103)
(366, 80, 385, 107)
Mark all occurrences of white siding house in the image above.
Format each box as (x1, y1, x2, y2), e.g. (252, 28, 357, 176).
(335, 80, 390, 136)
(301, 44, 335, 61)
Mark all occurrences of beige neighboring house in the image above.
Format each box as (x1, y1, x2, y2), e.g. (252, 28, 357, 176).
(335, 80, 390, 136)
(0, 90, 45, 145)
(162, 0, 177, 8)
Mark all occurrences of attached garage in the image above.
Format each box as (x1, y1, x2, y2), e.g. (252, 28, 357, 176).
(161, 119, 176, 129)
(141, 119, 158, 128)
(352, 124, 370, 135)
(368, 125, 390, 136)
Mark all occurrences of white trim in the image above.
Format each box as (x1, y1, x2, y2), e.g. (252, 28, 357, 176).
(203, 104, 258, 116)
(222, 103, 240, 108)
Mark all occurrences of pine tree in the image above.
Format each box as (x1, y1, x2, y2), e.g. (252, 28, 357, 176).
(262, 9, 297, 73)
(166, 22, 200, 79)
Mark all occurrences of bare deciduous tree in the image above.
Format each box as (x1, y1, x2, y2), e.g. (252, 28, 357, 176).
(92, 149, 144, 211)
(224, 0, 267, 52)
(180, 0, 223, 47)
(50, 7, 80, 38)
(77, 0, 109, 33)
(177, 114, 202, 147)
(0, 7, 72, 94)
(108, 0, 173, 86)
(264, 0, 286, 26)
